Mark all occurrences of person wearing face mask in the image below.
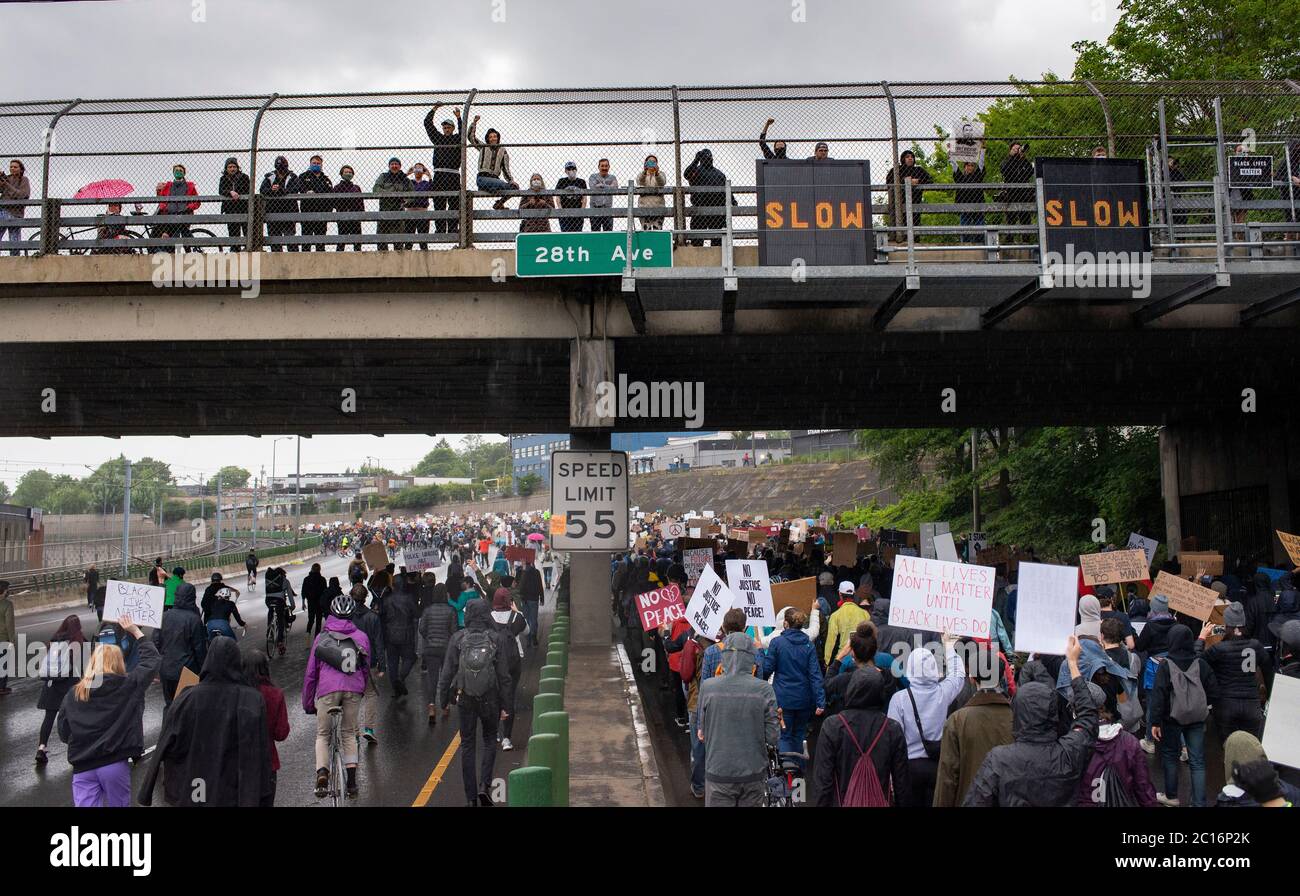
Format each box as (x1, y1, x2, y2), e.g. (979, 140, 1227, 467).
(588, 158, 618, 232)
(467, 116, 517, 211)
(885, 150, 933, 239)
(332, 165, 363, 251)
(759, 118, 787, 159)
(554, 162, 587, 232)
(217, 157, 250, 249)
(259, 156, 299, 252)
(518, 174, 555, 233)
(683, 148, 730, 247)
(373, 157, 412, 251)
(636, 155, 667, 230)
(154, 163, 199, 245)
(405, 164, 433, 249)
(422, 103, 462, 234)
(296, 154, 333, 251)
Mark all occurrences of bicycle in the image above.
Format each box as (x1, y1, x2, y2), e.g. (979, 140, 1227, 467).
(764, 746, 807, 807)
(319, 705, 349, 806)
(265, 598, 289, 657)
(58, 224, 144, 255)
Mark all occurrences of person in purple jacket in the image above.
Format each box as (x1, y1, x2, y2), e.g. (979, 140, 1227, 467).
(303, 593, 371, 799)
(1075, 683, 1158, 806)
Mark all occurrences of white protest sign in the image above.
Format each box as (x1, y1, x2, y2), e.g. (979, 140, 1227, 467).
(103, 580, 166, 629)
(659, 520, 686, 539)
(934, 532, 959, 563)
(1262, 674, 1300, 771)
(1126, 532, 1159, 567)
(1013, 562, 1080, 655)
(889, 555, 995, 638)
(683, 547, 712, 588)
(725, 559, 777, 629)
(702, 510, 715, 518)
(403, 545, 441, 572)
(950, 119, 984, 163)
(689, 527, 702, 538)
(685, 563, 736, 638)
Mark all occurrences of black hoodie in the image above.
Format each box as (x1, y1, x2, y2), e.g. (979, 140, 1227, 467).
(58, 638, 161, 773)
(813, 667, 911, 806)
(158, 582, 207, 680)
(436, 599, 511, 707)
(138, 638, 271, 807)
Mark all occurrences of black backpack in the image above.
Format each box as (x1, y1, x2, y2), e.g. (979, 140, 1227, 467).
(457, 630, 498, 698)
(315, 630, 364, 673)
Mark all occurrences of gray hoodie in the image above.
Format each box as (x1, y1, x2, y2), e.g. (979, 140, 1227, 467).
(697, 632, 779, 784)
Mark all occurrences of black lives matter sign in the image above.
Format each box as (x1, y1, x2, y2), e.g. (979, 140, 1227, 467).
(1036, 157, 1150, 255)
(757, 159, 873, 266)
(1228, 154, 1273, 189)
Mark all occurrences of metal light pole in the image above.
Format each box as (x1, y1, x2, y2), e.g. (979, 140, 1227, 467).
(216, 475, 223, 558)
(294, 435, 301, 548)
(970, 428, 980, 533)
(270, 436, 290, 524)
(121, 459, 132, 576)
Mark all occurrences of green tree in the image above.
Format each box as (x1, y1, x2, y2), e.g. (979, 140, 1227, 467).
(0, 481, 9, 502)
(209, 466, 252, 490)
(12, 469, 57, 508)
(516, 474, 542, 497)
(411, 438, 469, 478)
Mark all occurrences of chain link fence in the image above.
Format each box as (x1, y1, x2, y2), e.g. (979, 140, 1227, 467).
(0, 81, 1296, 256)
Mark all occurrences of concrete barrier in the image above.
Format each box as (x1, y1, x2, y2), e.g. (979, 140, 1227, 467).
(545, 649, 567, 676)
(534, 711, 570, 807)
(506, 766, 553, 807)
(538, 676, 565, 699)
(534, 691, 563, 717)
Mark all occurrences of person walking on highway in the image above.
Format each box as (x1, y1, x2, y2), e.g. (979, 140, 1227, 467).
(157, 581, 207, 707)
(57, 616, 160, 807)
(1149, 624, 1216, 807)
(489, 587, 528, 752)
(260, 156, 299, 251)
(887, 631, 966, 807)
(303, 594, 370, 799)
(138, 637, 271, 807)
(519, 558, 545, 647)
(246, 549, 258, 589)
(84, 563, 99, 609)
(296, 154, 334, 251)
(423, 103, 462, 234)
(35, 615, 85, 766)
(381, 572, 420, 697)
(697, 630, 780, 807)
(374, 157, 413, 250)
(0, 580, 12, 696)
(438, 598, 513, 806)
(757, 607, 825, 774)
(824, 581, 869, 666)
(302, 562, 328, 638)
(243, 648, 289, 806)
(163, 565, 185, 609)
(332, 165, 364, 251)
(813, 667, 912, 806)
(419, 582, 456, 725)
(350, 584, 385, 744)
(205, 586, 246, 642)
(149, 557, 166, 587)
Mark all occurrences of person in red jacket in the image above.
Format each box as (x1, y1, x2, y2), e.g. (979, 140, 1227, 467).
(662, 614, 694, 728)
(154, 163, 200, 242)
(242, 648, 290, 807)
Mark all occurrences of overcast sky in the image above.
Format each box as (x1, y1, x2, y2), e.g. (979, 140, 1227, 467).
(0, 0, 1117, 490)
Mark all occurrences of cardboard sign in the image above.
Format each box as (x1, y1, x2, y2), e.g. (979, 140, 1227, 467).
(832, 532, 857, 565)
(770, 577, 817, 617)
(888, 555, 995, 638)
(1126, 532, 1159, 567)
(1180, 552, 1224, 578)
(726, 559, 777, 628)
(103, 580, 166, 629)
(683, 548, 713, 588)
(174, 665, 201, 699)
(659, 520, 686, 539)
(635, 584, 686, 632)
(920, 522, 951, 560)
(1014, 562, 1079, 655)
(748, 528, 770, 545)
(505, 545, 536, 565)
(1079, 549, 1149, 586)
(685, 563, 736, 638)
(1150, 571, 1219, 622)
(362, 541, 390, 572)
(1278, 530, 1300, 567)
(402, 545, 441, 572)
(976, 544, 1009, 569)
(934, 532, 959, 563)
(1262, 673, 1300, 771)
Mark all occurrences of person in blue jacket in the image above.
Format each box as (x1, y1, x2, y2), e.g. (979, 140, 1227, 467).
(758, 607, 825, 771)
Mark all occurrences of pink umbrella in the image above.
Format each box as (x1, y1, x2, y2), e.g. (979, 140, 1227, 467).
(74, 179, 135, 201)
(527, 532, 545, 542)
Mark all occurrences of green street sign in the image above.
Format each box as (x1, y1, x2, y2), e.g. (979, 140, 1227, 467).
(515, 230, 673, 277)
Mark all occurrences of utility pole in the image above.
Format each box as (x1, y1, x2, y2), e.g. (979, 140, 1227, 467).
(970, 428, 980, 533)
(253, 468, 263, 548)
(294, 435, 301, 549)
(216, 475, 223, 558)
(121, 460, 131, 576)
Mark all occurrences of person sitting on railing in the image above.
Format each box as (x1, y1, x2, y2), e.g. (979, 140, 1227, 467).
(637, 155, 667, 230)
(297, 155, 334, 252)
(218, 157, 250, 249)
(154, 163, 199, 244)
(999, 141, 1034, 244)
(467, 116, 518, 211)
(260, 156, 299, 252)
(333, 165, 363, 251)
(0, 159, 31, 256)
(684, 148, 731, 247)
(588, 158, 618, 232)
(759, 118, 787, 159)
(94, 202, 133, 254)
(885, 149, 933, 238)
(405, 164, 433, 250)
(950, 144, 987, 245)
(518, 174, 555, 233)
(373, 157, 412, 251)
(423, 104, 463, 235)
(555, 162, 587, 232)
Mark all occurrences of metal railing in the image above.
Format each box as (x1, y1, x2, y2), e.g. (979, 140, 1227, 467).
(0, 80, 1295, 257)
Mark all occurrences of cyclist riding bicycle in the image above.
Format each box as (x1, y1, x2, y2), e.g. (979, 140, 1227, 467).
(206, 586, 246, 642)
(246, 549, 259, 589)
(264, 567, 297, 655)
(303, 593, 371, 800)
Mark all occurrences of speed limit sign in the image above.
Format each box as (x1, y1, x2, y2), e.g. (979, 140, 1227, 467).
(550, 450, 629, 551)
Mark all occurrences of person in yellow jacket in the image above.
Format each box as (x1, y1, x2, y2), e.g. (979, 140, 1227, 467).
(824, 581, 870, 666)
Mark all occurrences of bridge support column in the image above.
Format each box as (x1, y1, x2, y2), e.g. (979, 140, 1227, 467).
(568, 336, 616, 647)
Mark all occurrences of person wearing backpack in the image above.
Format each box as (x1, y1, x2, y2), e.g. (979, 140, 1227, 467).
(349, 584, 385, 744)
(36, 615, 86, 766)
(437, 598, 513, 806)
(1075, 685, 1158, 807)
(696, 631, 781, 807)
(813, 666, 911, 806)
(489, 587, 528, 751)
(1136, 592, 1179, 753)
(887, 631, 966, 808)
(1196, 602, 1270, 744)
(302, 594, 371, 800)
(379, 572, 420, 698)
(1149, 623, 1217, 807)
(933, 642, 1013, 807)
(419, 582, 456, 726)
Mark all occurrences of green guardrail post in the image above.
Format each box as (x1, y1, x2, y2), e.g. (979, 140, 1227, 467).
(540, 663, 562, 683)
(525, 732, 561, 800)
(533, 711, 569, 807)
(538, 676, 565, 699)
(534, 691, 563, 716)
(506, 766, 553, 806)
(546, 649, 567, 677)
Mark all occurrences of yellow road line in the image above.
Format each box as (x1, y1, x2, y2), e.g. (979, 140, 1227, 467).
(411, 733, 461, 807)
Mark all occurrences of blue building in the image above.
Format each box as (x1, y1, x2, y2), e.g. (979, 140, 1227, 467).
(510, 432, 714, 490)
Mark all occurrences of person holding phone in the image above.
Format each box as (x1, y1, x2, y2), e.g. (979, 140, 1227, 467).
(636, 155, 667, 230)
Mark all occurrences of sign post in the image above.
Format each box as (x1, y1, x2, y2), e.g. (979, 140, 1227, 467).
(549, 450, 629, 551)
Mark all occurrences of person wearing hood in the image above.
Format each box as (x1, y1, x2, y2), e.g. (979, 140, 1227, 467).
(217, 157, 250, 246)
(332, 165, 363, 251)
(1075, 683, 1158, 806)
(57, 616, 160, 806)
(824, 581, 870, 666)
(813, 667, 911, 806)
(259, 155, 299, 251)
(301, 563, 328, 638)
(1214, 731, 1300, 807)
(683, 148, 730, 247)
(438, 599, 514, 806)
(157, 581, 207, 707)
(757, 608, 825, 773)
(243, 648, 289, 806)
(1196, 601, 1269, 744)
(887, 632, 965, 806)
(964, 636, 1098, 806)
(697, 631, 780, 807)
(379, 572, 419, 698)
(297, 153, 333, 250)
(519, 560, 545, 648)
(1149, 624, 1217, 806)
(348, 585, 385, 744)
(1076, 594, 1103, 641)
(1136, 591, 1179, 750)
(489, 587, 528, 751)
(373, 157, 412, 250)
(759, 118, 787, 159)
(138, 637, 271, 807)
(201, 571, 226, 623)
(36, 615, 85, 766)
(303, 593, 370, 799)
(419, 582, 456, 725)
(933, 642, 1013, 806)
(1244, 571, 1277, 645)
(885, 149, 933, 236)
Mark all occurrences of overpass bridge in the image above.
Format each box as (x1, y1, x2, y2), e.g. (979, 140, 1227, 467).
(2, 80, 1300, 641)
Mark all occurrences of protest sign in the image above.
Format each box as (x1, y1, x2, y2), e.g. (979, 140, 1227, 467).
(832, 531, 857, 565)
(1126, 532, 1159, 567)
(726, 559, 777, 628)
(1262, 673, 1300, 771)
(659, 520, 686, 539)
(1150, 571, 1219, 622)
(950, 119, 985, 164)
(1279, 530, 1300, 567)
(749, 528, 770, 545)
(683, 548, 713, 587)
(549, 514, 566, 536)
(635, 584, 686, 632)
(920, 522, 950, 560)
(1180, 551, 1224, 578)
(977, 544, 1010, 570)
(505, 545, 536, 565)
(103, 580, 166, 629)
(1079, 549, 1148, 586)
(889, 555, 995, 638)
(1014, 562, 1079, 655)
(934, 532, 959, 563)
(685, 564, 736, 638)
(770, 577, 817, 617)
(174, 665, 201, 699)
(362, 542, 389, 572)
